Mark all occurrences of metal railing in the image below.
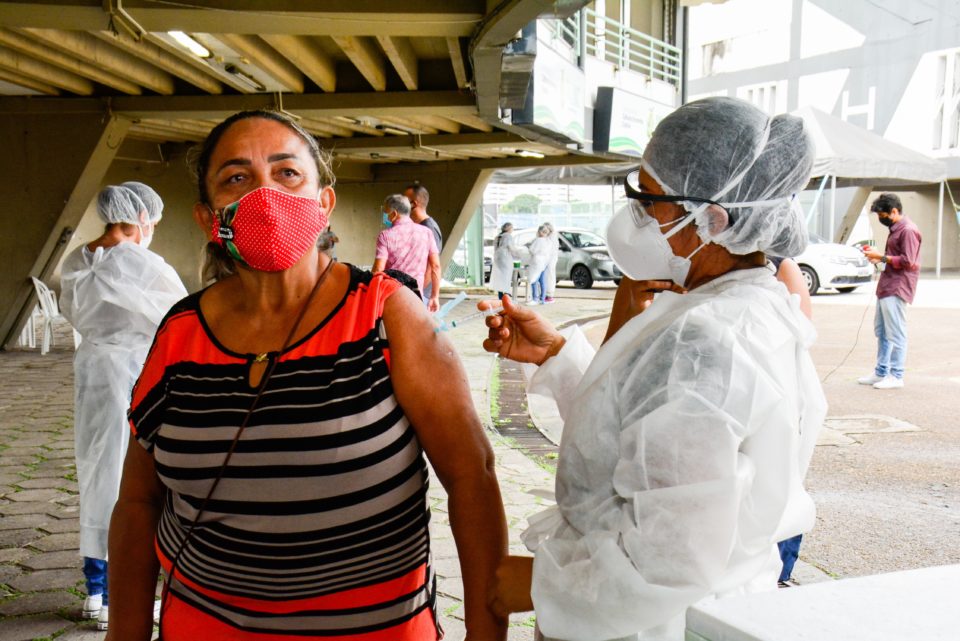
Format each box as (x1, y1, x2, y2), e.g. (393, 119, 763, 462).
(546, 8, 682, 85)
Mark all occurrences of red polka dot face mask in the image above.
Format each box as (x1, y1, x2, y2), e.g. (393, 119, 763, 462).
(211, 187, 328, 272)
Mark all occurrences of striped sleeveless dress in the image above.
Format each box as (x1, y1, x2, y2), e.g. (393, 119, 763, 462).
(128, 267, 440, 640)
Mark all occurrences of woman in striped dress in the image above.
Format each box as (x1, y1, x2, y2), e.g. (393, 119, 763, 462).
(106, 110, 508, 641)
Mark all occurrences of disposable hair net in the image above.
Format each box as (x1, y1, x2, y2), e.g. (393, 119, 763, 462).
(96, 185, 147, 226)
(642, 97, 815, 257)
(120, 181, 164, 223)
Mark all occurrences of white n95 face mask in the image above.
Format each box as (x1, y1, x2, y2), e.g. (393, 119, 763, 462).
(606, 201, 705, 286)
(138, 224, 154, 249)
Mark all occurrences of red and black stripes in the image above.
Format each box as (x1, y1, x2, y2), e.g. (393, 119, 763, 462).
(128, 266, 439, 640)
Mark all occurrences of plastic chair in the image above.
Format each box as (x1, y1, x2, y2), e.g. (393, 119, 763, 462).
(16, 306, 38, 349)
(30, 277, 81, 354)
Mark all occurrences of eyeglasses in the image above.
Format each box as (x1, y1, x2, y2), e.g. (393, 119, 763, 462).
(623, 169, 733, 227)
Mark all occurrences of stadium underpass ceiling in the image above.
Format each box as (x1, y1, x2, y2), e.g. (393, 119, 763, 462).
(0, 0, 608, 177)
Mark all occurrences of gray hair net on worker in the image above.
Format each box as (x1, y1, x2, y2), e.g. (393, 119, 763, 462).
(96, 183, 163, 225)
(121, 181, 163, 223)
(641, 96, 815, 257)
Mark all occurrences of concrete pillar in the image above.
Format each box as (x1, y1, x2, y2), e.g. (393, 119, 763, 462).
(465, 203, 484, 286)
(835, 186, 871, 245)
(1, 111, 131, 347)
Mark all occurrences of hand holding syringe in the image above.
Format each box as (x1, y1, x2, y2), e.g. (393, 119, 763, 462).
(432, 291, 502, 333)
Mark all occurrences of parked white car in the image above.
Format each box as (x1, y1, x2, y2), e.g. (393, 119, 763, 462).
(794, 234, 874, 295)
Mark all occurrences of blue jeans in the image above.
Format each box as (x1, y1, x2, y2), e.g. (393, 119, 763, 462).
(83, 557, 108, 604)
(778, 534, 803, 582)
(531, 270, 547, 303)
(874, 295, 907, 379)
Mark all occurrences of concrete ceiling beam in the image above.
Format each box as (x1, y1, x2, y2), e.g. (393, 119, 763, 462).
(92, 29, 223, 94)
(331, 36, 386, 92)
(0, 1, 485, 37)
(215, 33, 305, 94)
(376, 36, 418, 91)
(410, 114, 462, 134)
(299, 117, 354, 138)
(261, 34, 336, 93)
(448, 113, 494, 132)
(0, 41, 95, 94)
(144, 32, 247, 93)
(135, 118, 212, 137)
(378, 115, 438, 134)
(20, 27, 174, 94)
(0, 90, 479, 120)
(328, 131, 525, 154)
(320, 116, 385, 137)
(129, 122, 199, 142)
(470, 0, 557, 119)
(373, 151, 603, 180)
(446, 37, 468, 89)
(0, 63, 59, 94)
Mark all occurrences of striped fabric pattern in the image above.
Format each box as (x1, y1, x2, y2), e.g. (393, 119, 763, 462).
(128, 266, 440, 640)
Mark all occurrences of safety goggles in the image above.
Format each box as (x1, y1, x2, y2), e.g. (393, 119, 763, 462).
(623, 169, 734, 229)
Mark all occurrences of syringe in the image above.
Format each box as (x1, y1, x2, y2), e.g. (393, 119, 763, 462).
(449, 305, 502, 328)
(434, 303, 502, 332)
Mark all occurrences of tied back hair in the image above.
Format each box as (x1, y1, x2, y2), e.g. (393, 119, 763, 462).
(187, 110, 336, 284)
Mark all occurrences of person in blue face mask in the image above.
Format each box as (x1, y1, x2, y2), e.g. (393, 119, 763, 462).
(373, 193, 441, 311)
(480, 97, 827, 641)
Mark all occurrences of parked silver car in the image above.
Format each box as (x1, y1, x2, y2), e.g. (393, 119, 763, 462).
(511, 226, 621, 289)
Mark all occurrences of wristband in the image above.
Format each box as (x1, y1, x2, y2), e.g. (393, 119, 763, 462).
(881, 255, 888, 264)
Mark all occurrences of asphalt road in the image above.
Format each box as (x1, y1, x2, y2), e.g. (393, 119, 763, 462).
(802, 281, 960, 578)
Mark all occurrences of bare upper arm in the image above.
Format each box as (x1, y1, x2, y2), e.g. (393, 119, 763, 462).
(117, 439, 164, 506)
(775, 258, 812, 319)
(372, 258, 386, 273)
(382, 287, 494, 487)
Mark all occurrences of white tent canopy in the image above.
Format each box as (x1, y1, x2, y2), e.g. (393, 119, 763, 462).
(794, 106, 950, 275)
(795, 106, 947, 187)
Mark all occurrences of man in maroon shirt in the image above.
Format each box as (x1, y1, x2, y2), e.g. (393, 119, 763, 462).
(858, 193, 922, 389)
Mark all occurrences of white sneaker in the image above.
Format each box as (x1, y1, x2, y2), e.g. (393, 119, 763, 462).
(81, 594, 102, 619)
(873, 376, 904, 390)
(97, 604, 109, 631)
(857, 373, 884, 385)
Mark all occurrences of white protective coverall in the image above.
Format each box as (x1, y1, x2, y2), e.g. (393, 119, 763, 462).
(490, 231, 524, 294)
(60, 241, 187, 559)
(544, 229, 560, 298)
(525, 235, 552, 300)
(521, 267, 826, 641)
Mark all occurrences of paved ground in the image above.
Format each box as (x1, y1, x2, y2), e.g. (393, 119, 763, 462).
(0, 273, 957, 640)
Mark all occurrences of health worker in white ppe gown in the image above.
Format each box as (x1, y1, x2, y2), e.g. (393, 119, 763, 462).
(60, 182, 187, 626)
(481, 97, 827, 641)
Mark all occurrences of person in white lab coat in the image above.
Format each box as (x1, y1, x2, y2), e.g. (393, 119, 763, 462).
(526, 225, 553, 305)
(59, 182, 187, 630)
(489, 222, 524, 300)
(481, 97, 826, 641)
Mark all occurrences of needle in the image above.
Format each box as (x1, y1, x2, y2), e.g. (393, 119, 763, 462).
(434, 302, 503, 332)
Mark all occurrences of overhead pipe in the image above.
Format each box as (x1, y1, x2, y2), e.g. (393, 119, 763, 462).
(103, 0, 146, 42)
